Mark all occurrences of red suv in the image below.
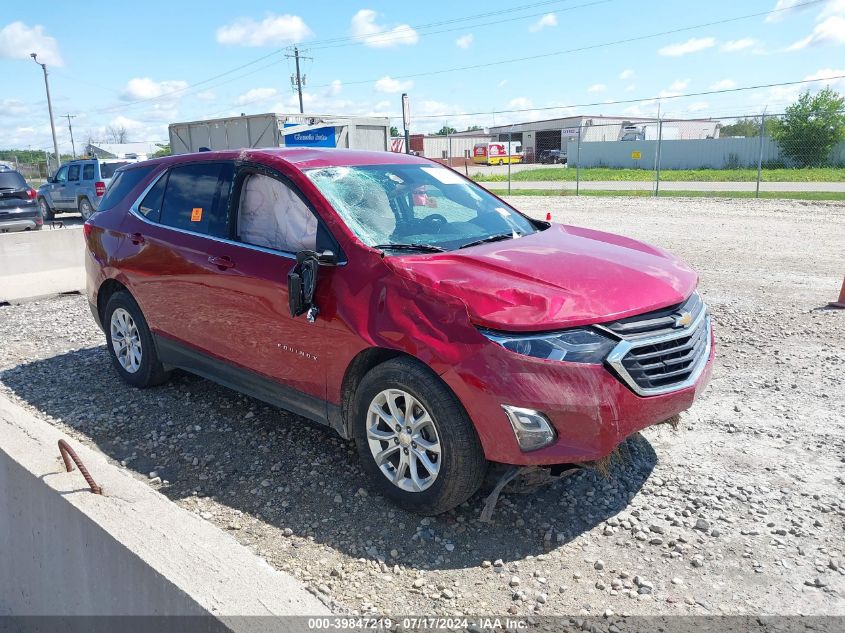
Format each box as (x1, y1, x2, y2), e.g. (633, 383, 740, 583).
(84, 149, 714, 514)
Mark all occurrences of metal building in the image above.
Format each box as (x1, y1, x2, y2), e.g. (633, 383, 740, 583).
(489, 115, 721, 163)
(169, 113, 391, 154)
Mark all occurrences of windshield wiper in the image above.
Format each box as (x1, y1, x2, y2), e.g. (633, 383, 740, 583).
(372, 243, 447, 253)
(459, 232, 518, 250)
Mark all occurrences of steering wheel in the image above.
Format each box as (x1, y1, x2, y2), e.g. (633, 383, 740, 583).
(421, 214, 448, 233)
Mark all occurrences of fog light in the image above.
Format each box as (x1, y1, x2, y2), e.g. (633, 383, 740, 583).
(501, 405, 556, 451)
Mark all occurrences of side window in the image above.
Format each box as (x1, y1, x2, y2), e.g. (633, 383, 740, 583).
(159, 163, 231, 237)
(137, 172, 168, 222)
(82, 163, 95, 180)
(67, 164, 80, 181)
(236, 173, 317, 253)
(54, 166, 68, 183)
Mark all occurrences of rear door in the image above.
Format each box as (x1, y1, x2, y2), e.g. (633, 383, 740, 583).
(81, 162, 96, 203)
(118, 161, 235, 354)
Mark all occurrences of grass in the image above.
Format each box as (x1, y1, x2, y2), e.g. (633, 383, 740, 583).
(474, 167, 845, 183)
(487, 189, 845, 201)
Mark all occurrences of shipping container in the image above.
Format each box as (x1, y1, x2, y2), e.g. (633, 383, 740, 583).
(168, 113, 391, 155)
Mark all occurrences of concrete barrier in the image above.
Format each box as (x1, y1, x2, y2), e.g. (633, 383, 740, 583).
(0, 392, 329, 627)
(0, 227, 85, 303)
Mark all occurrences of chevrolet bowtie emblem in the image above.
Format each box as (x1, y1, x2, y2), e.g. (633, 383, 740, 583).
(674, 311, 693, 328)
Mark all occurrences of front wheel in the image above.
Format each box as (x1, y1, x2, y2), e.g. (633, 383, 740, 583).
(38, 197, 54, 221)
(353, 358, 488, 515)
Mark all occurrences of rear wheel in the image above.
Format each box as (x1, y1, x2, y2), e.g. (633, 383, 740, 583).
(79, 197, 94, 220)
(38, 197, 54, 221)
(353, 357, 488, 515)
(104, 291, 170, 388)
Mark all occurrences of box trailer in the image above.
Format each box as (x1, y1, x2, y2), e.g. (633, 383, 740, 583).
(168, 113, 391, 155)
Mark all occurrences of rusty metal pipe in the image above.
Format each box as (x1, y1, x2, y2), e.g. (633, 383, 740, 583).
(58, 439, 103, 495)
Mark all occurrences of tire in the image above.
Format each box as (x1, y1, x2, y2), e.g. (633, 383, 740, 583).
(103, 291, 170, 388)
(79, 197, 94, 220)
(352, 357, 488, 515)
(38, 197, 54, 221)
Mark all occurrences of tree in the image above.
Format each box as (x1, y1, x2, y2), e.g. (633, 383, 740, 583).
(390, 126, 400, 137)
(771, 88, 845, 167)
(435, 125, 457, 136)
(464, 125, 484, 132)
(719, 118, 776, 138)
(105, 125, 130, 144)
(151, 143, 171, 158)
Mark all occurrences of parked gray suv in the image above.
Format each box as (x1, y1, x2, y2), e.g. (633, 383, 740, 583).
(37, 158, 134, 220)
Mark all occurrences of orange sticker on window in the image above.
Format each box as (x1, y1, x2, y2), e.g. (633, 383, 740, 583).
(191, 207, 203, 222)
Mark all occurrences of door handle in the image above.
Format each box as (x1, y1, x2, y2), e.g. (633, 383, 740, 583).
(208, 255, 235, 270)
(130, 232, 145, 245)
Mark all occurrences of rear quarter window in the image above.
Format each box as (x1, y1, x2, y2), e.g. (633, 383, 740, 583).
(100, 162, 131, 179)
(97, 166, 155, 212)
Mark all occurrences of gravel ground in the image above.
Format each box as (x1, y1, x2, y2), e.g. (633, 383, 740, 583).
(0, 197, 843, 619)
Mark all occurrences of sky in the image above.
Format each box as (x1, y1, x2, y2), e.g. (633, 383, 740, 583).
(1, 0, 844, 154)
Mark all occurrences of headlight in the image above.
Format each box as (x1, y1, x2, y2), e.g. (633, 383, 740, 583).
(479, 327, 617, 364)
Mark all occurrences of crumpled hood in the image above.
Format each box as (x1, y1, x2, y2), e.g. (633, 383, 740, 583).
(385, 224, 698, 331)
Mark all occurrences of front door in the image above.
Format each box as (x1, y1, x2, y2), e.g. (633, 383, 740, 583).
(49, 165, 69, 209)
(199, 166, 331, 404)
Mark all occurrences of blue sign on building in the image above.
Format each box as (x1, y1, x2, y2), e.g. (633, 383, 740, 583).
(283, 123, 336, 147)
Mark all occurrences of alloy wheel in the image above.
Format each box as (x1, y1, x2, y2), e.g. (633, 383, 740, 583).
(366, 388, 442, 492)
(110, 307, 142, 373)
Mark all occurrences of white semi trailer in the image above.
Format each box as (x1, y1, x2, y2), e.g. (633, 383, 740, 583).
(168, 113, 391, 154)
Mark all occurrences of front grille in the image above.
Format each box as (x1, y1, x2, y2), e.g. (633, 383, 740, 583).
(603, 292, 711, 396)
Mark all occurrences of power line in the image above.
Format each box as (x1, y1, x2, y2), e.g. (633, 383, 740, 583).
(305, 0, 826, 89)
(384, 74, 845, 121)
(308, 0, 614, 50)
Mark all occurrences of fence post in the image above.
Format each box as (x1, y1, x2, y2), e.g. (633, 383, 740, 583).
(756, 113, 765, 199)
(654, 117, 663, 197)
(507, 126, 512, 196)
(576, 126, 582, 196)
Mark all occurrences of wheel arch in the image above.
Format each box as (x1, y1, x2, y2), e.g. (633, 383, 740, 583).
(96, 278, 132, 324)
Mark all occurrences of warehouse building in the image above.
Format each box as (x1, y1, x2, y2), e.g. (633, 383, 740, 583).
(391, 131, 494, 166)
(489, 115, 721, 163)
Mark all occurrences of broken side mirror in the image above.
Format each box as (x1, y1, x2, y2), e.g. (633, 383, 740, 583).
(287, 250, 337, 321)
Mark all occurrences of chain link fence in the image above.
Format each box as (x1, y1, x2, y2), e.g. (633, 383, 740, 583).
(413, 111, 845, 200)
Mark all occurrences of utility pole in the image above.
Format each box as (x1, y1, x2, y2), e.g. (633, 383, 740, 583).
(286, 46, 312, 114)
(402, 93, 411, 155)
(31, 53, 60, 173)
(64, 114, 77, 158)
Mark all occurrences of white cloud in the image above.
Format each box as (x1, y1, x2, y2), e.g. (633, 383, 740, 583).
(721, 38, 757, 52)
(687, 102, 709, 113)
(374, 76, 413, 93)
(625, 84, 636, 92)
(710, 79, 737, 90)
(327, 80, 343, 96)
(195, 90, 217, 102)
(529, 13, 558, 32)
(658, 37, 716, 56)
(350, 10, 418, 48)
(120, 78, 188, 101)
(0, 21, 63, 66)
(455, 33, 473, 49)
(820, 0, 845, 19)
(216, 14, 312, 46)
(803, 68, 845, 88)
(587, 83, 607, 93)
(670, 79, 691, 91)
(0, 99, 27, 117)
(508, 97, 534, 110)
(765, 0, 814, 23)
(235, 87, 278, 106)
(619, 69, 635, 80)
(786, 15, 845, 50)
